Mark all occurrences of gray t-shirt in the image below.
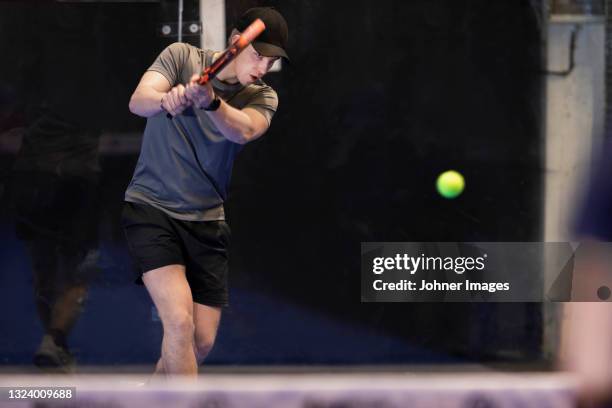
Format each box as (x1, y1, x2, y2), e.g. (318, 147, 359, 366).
(125, 42, 278, 221)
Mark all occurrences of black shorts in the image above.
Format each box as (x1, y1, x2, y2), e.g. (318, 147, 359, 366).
(121, 201, 230, 307)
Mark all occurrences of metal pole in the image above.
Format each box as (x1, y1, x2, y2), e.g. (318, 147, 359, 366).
(178, 0, 184, 42)
(200, 0, 226, 50)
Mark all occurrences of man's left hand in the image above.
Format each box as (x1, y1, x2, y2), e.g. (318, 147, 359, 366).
(185, 74, 216, 109)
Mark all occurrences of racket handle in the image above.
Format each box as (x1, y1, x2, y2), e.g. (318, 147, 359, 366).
(197, 72, 212, 86)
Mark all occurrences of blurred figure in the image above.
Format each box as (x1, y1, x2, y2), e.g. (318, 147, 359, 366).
(9, 112, 100, 372)
(561, 137, 612, 407)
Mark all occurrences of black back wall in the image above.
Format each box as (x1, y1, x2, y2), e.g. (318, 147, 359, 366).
(226, 0, 544, 360)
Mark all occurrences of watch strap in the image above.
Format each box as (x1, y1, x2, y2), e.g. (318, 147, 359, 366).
(203, 96, 221, 111)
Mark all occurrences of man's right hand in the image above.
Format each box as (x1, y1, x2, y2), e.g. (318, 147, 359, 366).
(161, 84, 192, 117)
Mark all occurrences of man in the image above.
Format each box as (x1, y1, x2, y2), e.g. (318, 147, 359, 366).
(122, 7, 289, 377)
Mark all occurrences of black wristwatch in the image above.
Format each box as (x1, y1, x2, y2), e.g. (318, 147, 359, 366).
(202, 95, 221, 111)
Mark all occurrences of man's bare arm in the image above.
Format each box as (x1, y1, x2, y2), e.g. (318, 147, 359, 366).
(206, 103, 270, 145)
(184, 74, 271, 144)
(129, 71, 192, 118)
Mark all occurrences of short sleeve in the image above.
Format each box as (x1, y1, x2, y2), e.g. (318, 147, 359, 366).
(147, 42, 189, 87)
(243, 86, 278, 125)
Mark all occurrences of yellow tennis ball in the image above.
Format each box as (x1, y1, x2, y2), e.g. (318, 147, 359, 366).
(436, 170, 465, 199)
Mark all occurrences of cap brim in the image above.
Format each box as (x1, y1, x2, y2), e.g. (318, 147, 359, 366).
(252, 42, 290, 62)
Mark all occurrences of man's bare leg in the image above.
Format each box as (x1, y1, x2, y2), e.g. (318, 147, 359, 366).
(193, 303, 222, 364)
(152, 303, 221, 376)
(142, 265, 197, 377)
(153, 357, 164, 376)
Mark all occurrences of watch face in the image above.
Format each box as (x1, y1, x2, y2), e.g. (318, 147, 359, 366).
(205, 97, 221, 111)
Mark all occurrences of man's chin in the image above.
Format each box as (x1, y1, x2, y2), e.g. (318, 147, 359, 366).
(242, 75, 259, 85)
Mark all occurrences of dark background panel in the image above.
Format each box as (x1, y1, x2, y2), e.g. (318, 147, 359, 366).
(226, 0, 543, 359)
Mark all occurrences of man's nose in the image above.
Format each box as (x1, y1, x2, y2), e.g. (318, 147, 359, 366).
(257, 60, 268, 76)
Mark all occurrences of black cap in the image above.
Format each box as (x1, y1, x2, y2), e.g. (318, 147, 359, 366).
(235, 7, 289, 61)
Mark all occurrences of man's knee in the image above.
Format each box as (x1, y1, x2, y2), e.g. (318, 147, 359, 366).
(194, 335, 216, 363)
(162, 312, 195, 340)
